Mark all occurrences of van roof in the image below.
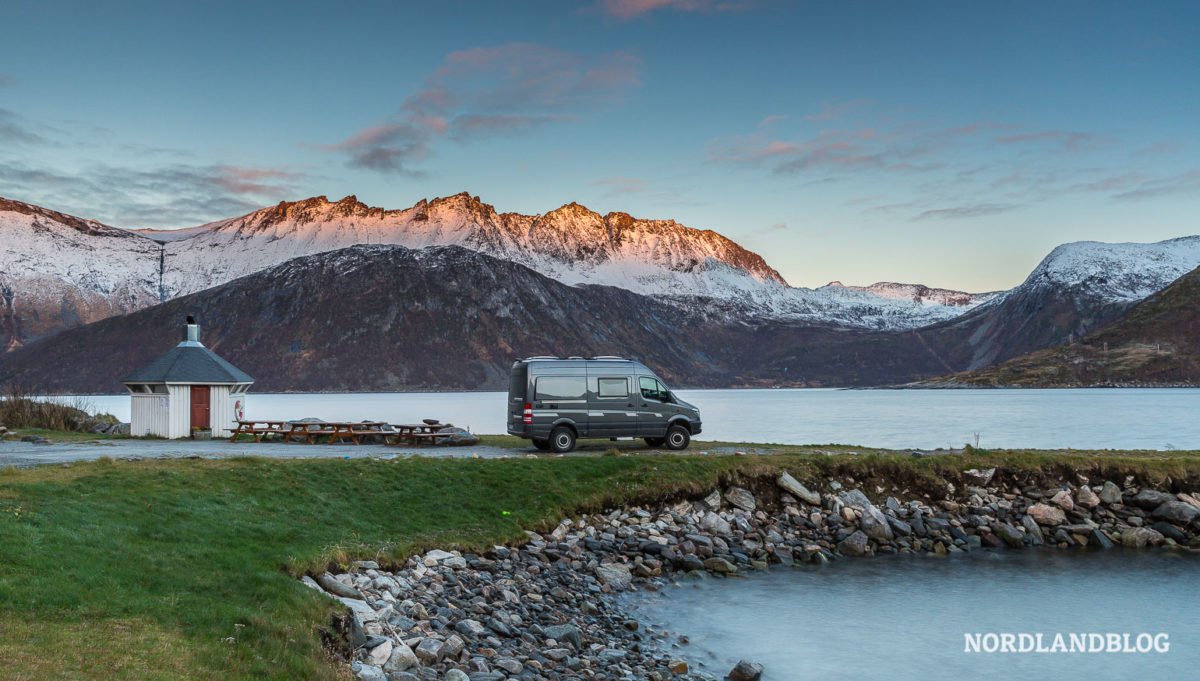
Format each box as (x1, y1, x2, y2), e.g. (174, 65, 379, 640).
(518, 356, 634, 362)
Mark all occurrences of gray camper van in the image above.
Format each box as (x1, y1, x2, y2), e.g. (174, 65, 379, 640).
(507, 356, 701, 453)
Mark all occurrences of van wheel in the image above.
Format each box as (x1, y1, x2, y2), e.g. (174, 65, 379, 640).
(550, 426, 577, 453)
(644, 437, 665, 448)
(664, 424, 690, 450)
(532, 438, 551, 451)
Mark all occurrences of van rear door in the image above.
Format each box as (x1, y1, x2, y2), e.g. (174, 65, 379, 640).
(507, 363, 529, 435)
(531, 374, 588, 438)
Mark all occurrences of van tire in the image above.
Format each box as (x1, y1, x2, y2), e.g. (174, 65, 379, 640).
(532, 438, 551, 451)
(644, 437, 665, 448)
(550, 426, 577, 453)
(664, 424, 690, 450)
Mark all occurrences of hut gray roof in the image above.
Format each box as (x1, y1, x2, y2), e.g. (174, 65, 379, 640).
(123, 319, 253, 384)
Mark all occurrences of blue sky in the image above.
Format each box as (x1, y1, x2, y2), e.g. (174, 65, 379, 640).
(1, 0, 1197, 291)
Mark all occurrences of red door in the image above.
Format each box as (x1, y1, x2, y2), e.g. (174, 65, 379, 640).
(190, 386, 211, 430)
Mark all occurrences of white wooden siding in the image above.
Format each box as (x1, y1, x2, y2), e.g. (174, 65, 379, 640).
(130, 394, 169, 437)
(167, 384, 191, 439)
(208, 385, 240, 438)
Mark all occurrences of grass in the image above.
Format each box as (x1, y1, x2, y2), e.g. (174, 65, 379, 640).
(3, 446, 1200, 679)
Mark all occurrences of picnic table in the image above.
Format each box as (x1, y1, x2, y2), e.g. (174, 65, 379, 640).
(230, 420, 456, 446)
(388, 423, 455, 447)
(230, 420, 392, 445)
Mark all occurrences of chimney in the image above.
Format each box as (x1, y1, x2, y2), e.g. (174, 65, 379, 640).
(181, 316, 202, 345)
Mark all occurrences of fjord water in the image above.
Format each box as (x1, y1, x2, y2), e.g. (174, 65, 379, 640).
(626, 550, 1200, 681)
(73, 388, 1200, 450)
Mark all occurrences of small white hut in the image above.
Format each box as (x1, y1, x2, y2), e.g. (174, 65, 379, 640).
(123, 317, 254, 438)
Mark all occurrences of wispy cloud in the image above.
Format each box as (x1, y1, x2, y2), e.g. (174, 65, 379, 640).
(0, 159, 303, 227)
(596, 0, 752, 20)
(1112, 170, 1200, 201)
(593, 176, 648, 196)
(995, 130, 1099, 152)
(912, 203, 1018, 221)
(0, 108, 48, 145)
(326, 43, 642, 174)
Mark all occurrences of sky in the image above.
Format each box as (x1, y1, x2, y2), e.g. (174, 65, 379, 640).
(1, 0, 1197, 292)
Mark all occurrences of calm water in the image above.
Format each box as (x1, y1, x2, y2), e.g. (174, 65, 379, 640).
(62, 388, 1200, 450)
(627, 551, 1200, 681)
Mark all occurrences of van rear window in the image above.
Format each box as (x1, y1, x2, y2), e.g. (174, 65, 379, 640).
(535, 376, 586, 401)
(508, 367, 527, 398)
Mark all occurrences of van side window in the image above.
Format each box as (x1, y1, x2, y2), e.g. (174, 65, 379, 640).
(535, 376, 586, 401)
(639, 377, 667, 402)
(597, 378, 628, 398)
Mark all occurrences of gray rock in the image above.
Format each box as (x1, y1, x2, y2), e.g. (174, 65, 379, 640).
(594, 563, 633, 589)
(1120, 527, 1164, 548)
(837, 530, 870, 556)
(1089, 529, 1115, 549)
(700, 511, 732, 535)
(1130, 489, 1175, 510)
(435, 425, 480, 446)
(544, 624, 583, 650)
(839, 489, 873, 510)
(1099, 480, 1123, 505)
(365, 639, 392, 666)
(444, 671, 470, 681)
(962, 468, 996, 486)
(1050, 490, 1074, 511)
(455, 619, 488, 637)
(1152, 500, 1200, 525)
(353, 664, 387, 681)
(318, 572, 363, 599)
(494, 658, 523, 674)
(725, 487, 757, 512)
(887, 516, 912, 536)
(777, 472, 821, 505)
(414, 637, 443, 663)
(1021, 515, 1044, 545)
(727, 660, 764, 681)
(859, 505, 894, 542)
(385, 642, 419, 671)
(993, 523, 1024, 548)
(702, 489, 722, 510)
(703, 557, 737, 573)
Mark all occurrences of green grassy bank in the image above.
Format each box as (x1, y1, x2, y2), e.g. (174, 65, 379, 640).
(2, 442, 1200, 680)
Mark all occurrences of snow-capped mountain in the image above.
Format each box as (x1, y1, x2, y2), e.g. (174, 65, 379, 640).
(0, 198, 162, 349)
(1021, 236, 1200, 301)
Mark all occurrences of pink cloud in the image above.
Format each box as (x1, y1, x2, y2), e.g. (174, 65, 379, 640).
(326, 43, 642, 174)
(597, 0, 750, 20)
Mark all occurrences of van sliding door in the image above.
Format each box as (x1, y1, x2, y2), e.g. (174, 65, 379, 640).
(589, 376, 636, 436)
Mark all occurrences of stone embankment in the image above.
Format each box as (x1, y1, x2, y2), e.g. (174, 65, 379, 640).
(304, 468, 1200, 681)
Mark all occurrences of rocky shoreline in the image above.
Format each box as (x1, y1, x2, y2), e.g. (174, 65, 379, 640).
(303, 468, 1200, 681)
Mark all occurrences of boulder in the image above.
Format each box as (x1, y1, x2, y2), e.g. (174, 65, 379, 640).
(385, 642, 419, 671)
(993, 523, 1025, 548)
(702, 490, 722, 510)
(454, 619, 488, 637)
(727, 660, 764, 681)
(1076, 486, 1101, 509)
(725, 487, 757, 512)
(1152, 500, 1200, 525)
(353, 665, 386, 681)
(700, 511, 732, 535)
(444, 670, 470, 681)
(414, 637, 443, 664)
(1027, 504, 1066, 526)
(777, 472, 821, 505)
(435, 425, 480, 446)
(839, 489, 873, 510)
(1021, 515, 1044, 545)
(962, 468, 996, 486)
(1177, 492, 1200, 510)
(1130, 489, 1175, 510)
(703, 557, 738, 574)
(594, 563, 633, 589)
(1120, 527, 1164, 548)
(837, 530, 870, 556)
(1088, 529, 1115, 549)
(544, 624, 583, 650)
(365, 639, 392, 666)
(859, 505, 894, 542)
(1050, 490, 1074, 511)
(1098, 481, 1123, 505)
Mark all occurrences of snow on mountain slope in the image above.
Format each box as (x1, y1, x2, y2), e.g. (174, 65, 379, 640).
(1022, 236, 1200, 301)
(0, 198, 163, 348)
(154, 193, 985, 329)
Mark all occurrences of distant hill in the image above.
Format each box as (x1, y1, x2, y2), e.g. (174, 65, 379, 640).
(926, 266, 1200, 387)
